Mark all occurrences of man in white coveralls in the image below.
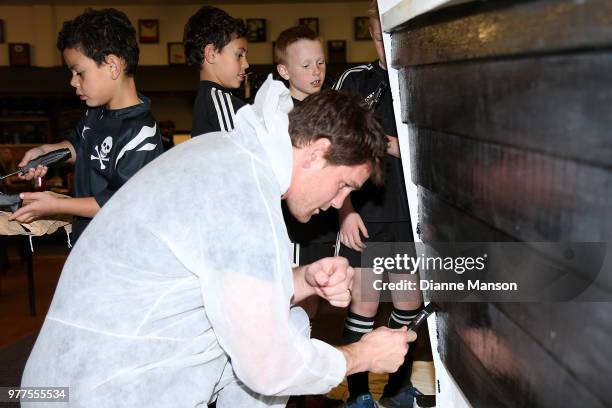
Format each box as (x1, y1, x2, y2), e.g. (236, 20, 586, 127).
(21, 77, 415, 407)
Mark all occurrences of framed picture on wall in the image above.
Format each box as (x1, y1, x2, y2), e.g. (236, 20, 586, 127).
(139, 19, 159, 43)
(167, 42, 186, 65)
(354, 17, 371, 41)
(327, 40, 346, 63)
(9, 43, 31, 66)
(246, 19, 266, 42)
(0, 20, 5, 43)
(298, 18, 319, 35)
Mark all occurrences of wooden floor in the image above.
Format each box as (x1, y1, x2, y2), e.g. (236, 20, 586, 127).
(0, 236, 67, 348)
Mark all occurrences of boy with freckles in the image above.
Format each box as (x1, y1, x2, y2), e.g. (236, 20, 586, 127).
(275, 26, 337, 316)
(184, 6, 250, 136)
(275, 25, 326, 105)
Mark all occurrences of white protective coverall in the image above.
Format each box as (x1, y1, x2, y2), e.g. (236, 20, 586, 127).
(21, 77, 346, 407)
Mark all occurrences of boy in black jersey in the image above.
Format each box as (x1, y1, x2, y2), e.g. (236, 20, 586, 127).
(275, 26, 326, 105)
(184, 6, 249, 136)
(10, 8, 163, 242)
(335, 2, 425, 408)
(275, 26, 335, 318)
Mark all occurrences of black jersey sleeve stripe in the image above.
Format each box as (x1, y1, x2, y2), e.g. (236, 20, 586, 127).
(224, 93, 237, 130)
(210, 87, 229, 132)
(217, 89, 234, 132)
(333, 64, 371, 90)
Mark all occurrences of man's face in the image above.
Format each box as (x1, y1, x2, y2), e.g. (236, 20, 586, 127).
(285, 142, 371, 222)
(369, 17, 387, 70)
(278, 39, 326, 101)
(209, 37, 249, 89)
(63, 47, 117, 108)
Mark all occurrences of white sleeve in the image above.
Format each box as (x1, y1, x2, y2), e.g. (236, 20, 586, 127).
(193, 166, 346, 396)
(201, 271, 346, 396)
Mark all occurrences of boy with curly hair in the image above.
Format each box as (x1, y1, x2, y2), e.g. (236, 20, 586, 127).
(184, 6, 249, 136)
(10, 8, 164, 242)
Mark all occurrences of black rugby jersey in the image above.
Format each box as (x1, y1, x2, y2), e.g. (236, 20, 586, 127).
(67, 94, 164, 241)
(191, 81, 246, 136)
(333, 61, 410, 222)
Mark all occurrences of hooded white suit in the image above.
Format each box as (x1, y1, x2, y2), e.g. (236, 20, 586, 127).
(21, 77, 346, 407)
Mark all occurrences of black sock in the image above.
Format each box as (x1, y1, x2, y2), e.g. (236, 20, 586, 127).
(383, 306, 423, 397)
(341, 311, 375, 400)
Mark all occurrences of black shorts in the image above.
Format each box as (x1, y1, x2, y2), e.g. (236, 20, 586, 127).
(340, 221, 413, 268)
(294, 242, 336, 266)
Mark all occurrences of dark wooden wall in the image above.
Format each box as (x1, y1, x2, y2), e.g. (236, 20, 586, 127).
(391, 0, 612, 406)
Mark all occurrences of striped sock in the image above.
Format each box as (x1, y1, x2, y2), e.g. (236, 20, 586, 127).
(343, 311, 375, 340)
(388, 306, 422, 329)
(384, 306, 423, 397)
(342, 311, 375, 399)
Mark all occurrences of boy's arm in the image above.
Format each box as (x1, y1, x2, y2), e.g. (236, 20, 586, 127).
(338, 196, 368, 251)
(49, 196, 100, 217)
(18, 141, 77, 180)
(18, 110, 85, 180)
(8, 194, 99, 224)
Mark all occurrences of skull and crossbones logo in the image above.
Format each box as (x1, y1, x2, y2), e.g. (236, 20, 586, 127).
(91, 136, 113, 170)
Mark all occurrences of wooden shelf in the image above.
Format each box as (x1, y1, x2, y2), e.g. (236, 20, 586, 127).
(0, 117, 50, 122)
(0, 117, 51, 144)
(0, 63, 366, 95)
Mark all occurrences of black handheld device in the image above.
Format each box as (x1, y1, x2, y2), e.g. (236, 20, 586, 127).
(407, 303, 439, 331)
(0, 148, 72, 181)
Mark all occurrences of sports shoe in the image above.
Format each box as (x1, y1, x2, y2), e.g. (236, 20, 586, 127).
(378, 386, 422, 408)
(344, 393, 379, 408)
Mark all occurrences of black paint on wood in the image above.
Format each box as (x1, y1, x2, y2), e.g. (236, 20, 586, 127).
(409, 127, 611, 243)
(391, 0, 612, 405)
(391, 0, 612, 67)
(400, 53, 612, 169)
(495, 302, 612, 402)
(417, 187, 612, 297)
(437, 302, 611, 408)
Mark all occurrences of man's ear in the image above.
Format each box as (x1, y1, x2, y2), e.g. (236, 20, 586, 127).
(204, 43, 218, 64)
(277, 63, 290, 81)
(303, 138, 331, 168)
(105, 54, 123, 80)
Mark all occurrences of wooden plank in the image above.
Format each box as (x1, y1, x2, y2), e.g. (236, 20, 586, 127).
(417, 187, 612, 297)
(437, 302, 611, 407)
(495, 302, 612, 401)
(381, 0, 471, 32)
(416, 186, 515, 243)
(408, 127, 611, 243)
(398, 53, 612, 168)
(391, 0, 612, 67)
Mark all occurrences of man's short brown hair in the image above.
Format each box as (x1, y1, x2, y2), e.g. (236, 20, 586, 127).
(288, 90, 387, 186)
(275, 26, 319, 65)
